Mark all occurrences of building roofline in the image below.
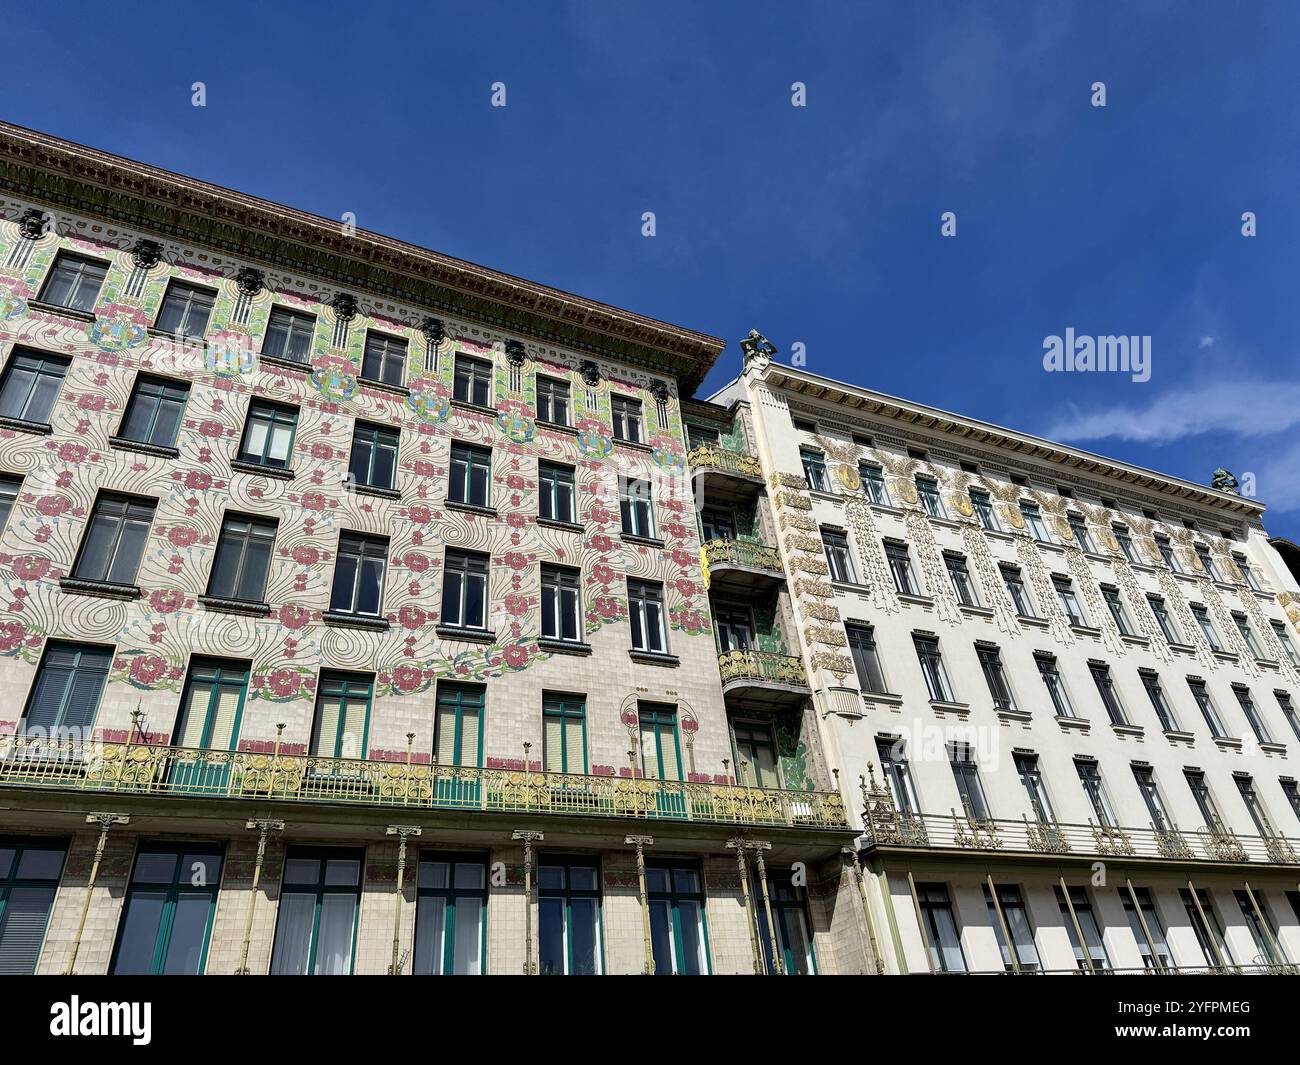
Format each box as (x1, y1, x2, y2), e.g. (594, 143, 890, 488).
(0, 121, 725, 392)
(749, 362, 1264, 518)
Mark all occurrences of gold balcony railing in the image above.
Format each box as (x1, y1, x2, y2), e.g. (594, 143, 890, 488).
(687, 444, 763, 480)
(0, 736, 848, 830)
(915, 962, 1300, 976)
(717, 649, 809, 689)
(702, 538, 784, 574)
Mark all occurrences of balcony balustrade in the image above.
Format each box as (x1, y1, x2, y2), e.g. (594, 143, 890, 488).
(702, 538, 785, 594)
(687, 444, 763, 481)
(0, 735, 848, 830)
(717, 650, 810, 709)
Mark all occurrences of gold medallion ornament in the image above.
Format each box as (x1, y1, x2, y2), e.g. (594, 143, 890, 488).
(835, 464, 861, 492)
(952, 494, 974, 518)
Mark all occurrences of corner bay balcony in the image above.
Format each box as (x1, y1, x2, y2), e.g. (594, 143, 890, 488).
(861, 775, 1300, 868)
(717, 649, 810, 707)
(0, 736, 848, 830)
(688, 444, 764, 503)
(701, 538, 785, 594)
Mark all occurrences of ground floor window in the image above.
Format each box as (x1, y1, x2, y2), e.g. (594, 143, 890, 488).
(538, 857, 602, 975)
(754, 866, 817, 974)
(413, 853, 487, 975)
(915, 881, 966, 972)
(111, 842, 223, 974)
(0, 836, 66, 974)
(1055, 885, 1110, 970)
(647, 862, 710, 974)
(270, 847, 362, 975)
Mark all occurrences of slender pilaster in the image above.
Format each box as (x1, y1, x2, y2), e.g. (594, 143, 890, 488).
(625, 835, 655, 974)
(727, 837, 763, 974)
(66, 813, 129, 975)
(236, 818, 284, 974)
(387, 825, 422, 974)
(512, 830, 544, 974)
(842, 846, 883, 973)
(748, 841, 782, 975)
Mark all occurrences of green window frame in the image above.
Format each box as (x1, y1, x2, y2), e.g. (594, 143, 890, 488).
(310, 672, 373, 760)
(270, 846, 363, 975)
(538, 461, 575, 523)
(435, 682, 484, 767)
(22, 641, 111, 736)
(754, 865, 818, 975)
(237, 400, 298, 469)
(119, 374, 189, 447)
(261, 307, 316, 364)
(860, 463, 890, 506)
(0, 836, 67, 974)
(0, 349, 70, 424)
(173, 659, 249, 751)
(731, 719, 780, 789)
(348, 422, 400, 490)
(37, 253, 107, 312)
(413, 852, 488, 975)
(110, 841, 224, 975)
(538, 856, 603, 975)
(638, 702, 683, 781)
(800, 448, 828, 492)
(647, 862, 711, 975)
(542, 693, 587, 774)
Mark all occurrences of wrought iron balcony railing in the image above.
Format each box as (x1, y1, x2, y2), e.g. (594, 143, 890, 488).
(0, 736, 848, 830)
(717, 649, 809, 689)
(702, 538, 784, 574)
(687, 444, 763, 480)
(917, 962, 1300, 976)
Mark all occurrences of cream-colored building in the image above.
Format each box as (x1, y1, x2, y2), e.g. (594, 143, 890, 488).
(702, 333, 1300, 973)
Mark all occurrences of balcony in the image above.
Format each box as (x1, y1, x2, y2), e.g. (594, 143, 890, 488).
(717, 649, 810, 707)
(688, 444, 764, 503)
(0, 736, 848, 831)
(702, 538, 784, 594)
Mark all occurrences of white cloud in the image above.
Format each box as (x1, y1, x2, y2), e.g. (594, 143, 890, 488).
(1198, 335, 1216, 348)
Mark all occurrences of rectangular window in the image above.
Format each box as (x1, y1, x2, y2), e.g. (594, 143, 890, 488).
(1014, 752, 1055, 821)
(885, 541, 919, 596)
(699, 506, 735, 543)
(1235, 890, 1289, 965)
(1120, 887, 1171, 970)
(1233, 551, 1262, 591)
(348, 422, 399, 490)
(270, 848, 362, 975)
(0, 474, 19, 534)
(1232, 686, 1273, 744)
(714, 604, 754, 654)
(538, 462, 575, 523)
(1001, 564, 1035, 617)
(639, 702, 682, 781)
(434, 683, 484, 767)
(413, 853, 487, 975)
(611, 396, 643, 444)
(22, 642, 111, 735)
(915, 635, 955, 703)
(73, 493, 156, 586)
(154, 282, 214, 339)
(1088, 662, 1128, 725)
(1155, 534, 1179, 571)
(38, 253, 106, 312)
(1067, 513, 1094, 552)
(237, 400, 297, 469)
(536, 376, 570, 426)
(541, 564, 581, 643)
(448, 443, 491, 508)
(948, 744, 989, 818)
(628, 579, 666, 654)
(441, 549, 489, 631)
(915, 883, 966, 973)
(1101, 586, 1134, 635)
(1281, 779, 1300, 825)
(970, 489, 999, 531)
(207, 514, 276, 603)
(916, 476, 945, 518)
(1276, 691, 1300, 743)
(1271, 621, 1300, 667)
(309, 672, 373, 760)
(945, 554, 978, 607)
(1139, 670, 1179, 731)
(1035, 654, 1075, 718)
(0, 349, 69, 424)
(755, 866, 817, 975)
(1054, 576, 1086, 627)
(1020, 502, 1049, 542)
(361, 331, 407, 387)
(452, 355, 492, 406)
(172, 658, 248, 753)
(861, 464, 890, 506)
(1191, 605, 1222, 652)
(1233, 613, 1264, 660)
(1132, 766, 1172, 830)
(543, 693, 586, 774)
(1148, 595, 1180, 644)
(619, 477, 656, 539)
(1075, 759, 1118, 825)
(119, 375, 189, 448)
(0, 837, 67, 974)
(977, 644, 1015, 710)
(1190, 681, 1227, 743)
(1195, 545, 1221, 581)
(538, 858, 602, 975)
(111, 842, 223, 975)
(1113, 523, 1137, 562)
(261, 308, 315, 364)
(821, 529, 857, 583)
(732, 720, 779, 788)
(686, 424, 720, 450)
(1055, 885, 1109, 970)
(983, 883, 1040, 971)
(1184, 769, 1226, 829)
(800, 448, 828, 492)
(1181, 887, 1234, 968)
(846, 624, 887, 695)
(647, 863, 709, 975)
(876, 737, 920, 814)
(328, 533, 388, 616)
(1234, 774, 1277, 836)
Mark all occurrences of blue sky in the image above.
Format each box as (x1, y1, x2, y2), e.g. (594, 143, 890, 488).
(4, 1, 1297, 536)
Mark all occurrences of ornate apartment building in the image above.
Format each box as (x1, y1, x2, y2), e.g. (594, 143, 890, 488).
(702, 334, 1300, 974)
(1, 123, 1298, 978)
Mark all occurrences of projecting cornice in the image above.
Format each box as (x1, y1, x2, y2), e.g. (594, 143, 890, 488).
(757, 364, 1265, 519)
(0, 121, 725, 392)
